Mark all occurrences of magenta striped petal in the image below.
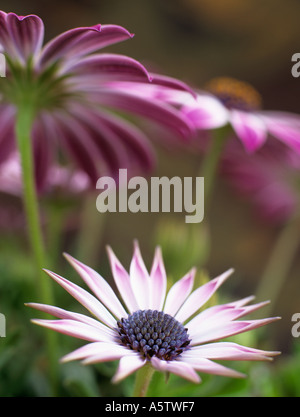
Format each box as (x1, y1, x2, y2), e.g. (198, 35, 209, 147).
(0, 105, 16, 165)
(62, 342, 130, 363)
(32, 319, 113, 342)
(40, 24, 133, 67)
(151, 357, 201, 383)
(94, 110, 155, 174)
(163, 268, 195, 316)
(43, 269, 117, 328)
(180, 357, 246, 379)
(230, 110, 267, 152)
(91, 88, 195, 141)
(106, 246, 139, 313)
(65, 53, 150, 82)
(26, 302, 115, 337)
(149, 247, 167, 310)
(175, 269, 234, 323)
(63, 253, 127, 319)
(0, 12, 44, 63)
(129, 241, 151, 309)
(112, 355, 146, 383)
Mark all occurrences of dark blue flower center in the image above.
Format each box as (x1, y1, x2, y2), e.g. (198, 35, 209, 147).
(117, 309, 190, 361)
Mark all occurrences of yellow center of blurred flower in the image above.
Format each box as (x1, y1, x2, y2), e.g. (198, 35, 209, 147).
(205, 77, 262, 111)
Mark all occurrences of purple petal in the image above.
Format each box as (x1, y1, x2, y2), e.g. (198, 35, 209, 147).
(65, 53, 150, 82)
(43, 269, 117, 328)
(175, 269, 234, 323)
(163, 268, 195, 317)
(0, 12, 44, 63)
(129, 241, 151, 309)
(90, 88, 195, 141)
(0, 105, 16, 165)
(149, 247, 167, 311)
(230, 110, 267, 152)
(31, 319, 114, 342)
(63, 253, 128, 319)
(151, 357, 201, 383)
(106, 246, 139, 313)
(94, 110, 155, 175)
(32, 116, 54, 193)
(53, 111, 103, 184)
(112, 355, 146, 383)
(40, 24, 133, 68)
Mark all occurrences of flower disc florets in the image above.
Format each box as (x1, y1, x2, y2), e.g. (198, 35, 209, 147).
(206, 76, 262, 111)
(117, 309, 190, 361)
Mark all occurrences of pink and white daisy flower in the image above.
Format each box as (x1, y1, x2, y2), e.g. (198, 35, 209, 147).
(0, 11, 194, 192)
(27, 242, 280, 384)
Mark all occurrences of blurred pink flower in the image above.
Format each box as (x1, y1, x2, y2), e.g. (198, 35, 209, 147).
(221, 139, 300, 224)
(28, 242, 279, 384)
(181, 77, 300, 154)
(111, 77, 300, 154)
(0, 152, 90, 197)
(0, 11, 194, 192)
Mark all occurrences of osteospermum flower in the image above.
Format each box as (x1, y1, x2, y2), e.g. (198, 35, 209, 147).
(181, 77, 300, 153)
(111, 76, 300, 154)
(221, 138, 300, 224)
(27, 242, 280, 384)
(0, 11, 194, 192)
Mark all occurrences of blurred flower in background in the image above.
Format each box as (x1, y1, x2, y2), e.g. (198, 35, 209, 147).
(220, 139, 300, 225)
(28, 242, 280, 390)
(0, 11, 195, 193)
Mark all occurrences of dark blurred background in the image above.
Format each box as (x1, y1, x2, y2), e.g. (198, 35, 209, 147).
(1, 0, 300, 367)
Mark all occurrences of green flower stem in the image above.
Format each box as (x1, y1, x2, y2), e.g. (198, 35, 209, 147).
(15, 104, 59, 395)
(132, 363, 155, 397)
(201, 125, 230, 208)
(256, 214, 300, 316)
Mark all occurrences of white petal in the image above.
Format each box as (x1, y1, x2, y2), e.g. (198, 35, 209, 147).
(151, 357, 201, 383)
(129, 241, 151, 309)
(43, 269, 116, 328)
(175, 269, 234, 323)
(163, 268, 195, 317)
(31, 319, 114, 342)
(64, 253, 127, 319)
(112, 355, 146, 383)
(107, 246, 139, 313)
(61, 341, 129, 363)
(180, 357, 245, 378)
(26, 302, 115, 337)
(149, 246, 167, 310)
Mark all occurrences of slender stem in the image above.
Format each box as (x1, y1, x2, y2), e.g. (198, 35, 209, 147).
(201, 125, 230, 209)
(15, 104, 59, 395)
(132, 363, 155, 397)
(256, 214, 300, 316)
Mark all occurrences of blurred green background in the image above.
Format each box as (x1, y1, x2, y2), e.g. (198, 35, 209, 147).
(0, 0, 300, 397)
